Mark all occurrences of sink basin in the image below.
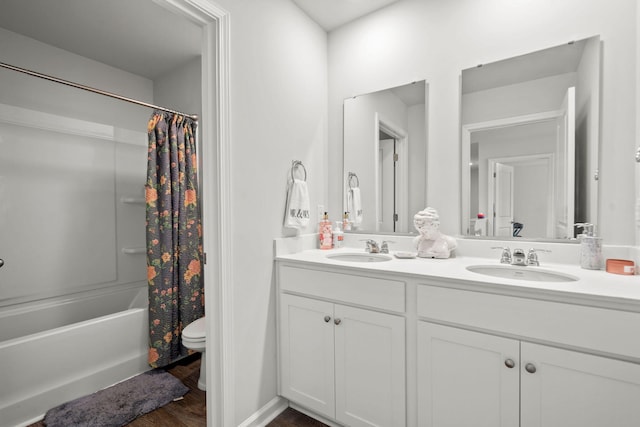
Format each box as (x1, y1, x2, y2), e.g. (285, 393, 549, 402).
(466, 265, 578, 282)
(327, 253, 393, 263)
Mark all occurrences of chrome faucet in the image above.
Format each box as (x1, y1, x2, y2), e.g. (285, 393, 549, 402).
(526, 248, 551, 266)
(364, 239, 380, 253)
(511, 248, 526, 266)
(380, 241, 393, 254)
(492, 247, 512, 264)
(493, 246, 551, 266)
(363, 239, 393, 254)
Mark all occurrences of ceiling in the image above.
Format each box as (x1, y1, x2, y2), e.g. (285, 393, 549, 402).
(0, 0, 202, 80)
(0, 0, 400, 81)
(462, 38, 588, 94)
(292, 0, 401, 31)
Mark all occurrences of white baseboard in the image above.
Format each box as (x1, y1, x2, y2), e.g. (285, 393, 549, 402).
(237, 396, 288, 427)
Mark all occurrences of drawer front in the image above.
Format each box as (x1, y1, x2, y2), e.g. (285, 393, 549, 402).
(279, 265, 405, 312)
(417, 284, 640, 360)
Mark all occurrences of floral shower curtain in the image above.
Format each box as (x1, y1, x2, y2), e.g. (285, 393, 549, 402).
(146, 111, 204, 368)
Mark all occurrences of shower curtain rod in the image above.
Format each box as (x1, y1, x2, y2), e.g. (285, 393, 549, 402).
(0, 61, 198, 121)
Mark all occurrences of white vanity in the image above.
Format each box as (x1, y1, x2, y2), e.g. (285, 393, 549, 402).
(275, 236, 640, 427)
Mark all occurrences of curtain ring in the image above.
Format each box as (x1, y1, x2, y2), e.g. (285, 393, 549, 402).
(291, 160, 307, 182)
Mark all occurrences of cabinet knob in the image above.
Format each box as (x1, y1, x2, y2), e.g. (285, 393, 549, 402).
(525, 363, 537, 374)
(324, 315, 331, 323)
(504, 359, 515, 369)
(334, 318, 342, 325)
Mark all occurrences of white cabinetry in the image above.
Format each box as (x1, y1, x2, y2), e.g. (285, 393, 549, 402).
(417, 322, 519, 427)
(417, 285, 640, 427)
(278, 265, 406, 427)
(521, 342, 640, 427)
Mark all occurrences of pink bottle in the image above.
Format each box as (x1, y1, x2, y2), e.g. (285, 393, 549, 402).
(319, 212, 333, 249)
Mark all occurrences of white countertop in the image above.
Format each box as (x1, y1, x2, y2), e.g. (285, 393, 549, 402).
(276, 247, 640, 310)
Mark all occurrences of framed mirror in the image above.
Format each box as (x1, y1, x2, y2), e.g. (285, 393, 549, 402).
(343, 80, 427, 234)
(461, 36, 601, 241)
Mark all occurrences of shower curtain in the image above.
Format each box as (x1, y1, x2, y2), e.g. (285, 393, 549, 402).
(146, 111, 204, 368)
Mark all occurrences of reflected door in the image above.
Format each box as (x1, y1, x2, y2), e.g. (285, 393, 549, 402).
(494, 162, 514, 237)
(379, 137, 397, 232)
(554, 87, 575, 238)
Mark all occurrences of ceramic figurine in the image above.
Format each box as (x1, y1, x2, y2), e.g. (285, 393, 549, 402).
(413, 207, 457, 259)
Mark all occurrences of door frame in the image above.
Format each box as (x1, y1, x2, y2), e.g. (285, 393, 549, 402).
(374, 113, 408, 232)
(487, 154, 555, 237)
(156, 1, 232, 426)
(461, 110, 563, 236)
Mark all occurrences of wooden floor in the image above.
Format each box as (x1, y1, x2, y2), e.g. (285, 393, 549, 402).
(27, 354, 324, 427)
(266, 407, 329, 427)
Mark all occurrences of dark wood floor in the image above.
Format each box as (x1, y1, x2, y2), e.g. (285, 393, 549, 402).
(266, 407, 329, 427)
(27, 354, 324, 427)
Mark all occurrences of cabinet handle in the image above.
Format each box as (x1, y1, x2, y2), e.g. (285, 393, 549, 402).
(504, 359, 515, 369)
(334, 318, 342, 325)
(525, 363, 537, 374)
(324, 315, 331, 323)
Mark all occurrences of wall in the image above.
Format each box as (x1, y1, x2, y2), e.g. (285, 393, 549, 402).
(328, 0, 638, 245)
(0, 27, 150, 307)
(208, 0, 328, 424)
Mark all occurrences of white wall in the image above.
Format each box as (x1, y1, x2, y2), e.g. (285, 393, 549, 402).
(210, 0, 328, 423)
(328, 0, 638, 245)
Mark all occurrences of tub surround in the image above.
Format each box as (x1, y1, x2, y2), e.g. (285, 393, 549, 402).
(275, 234, 640, 427)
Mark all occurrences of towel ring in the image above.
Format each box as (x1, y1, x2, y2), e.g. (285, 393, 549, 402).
(291, 160, 307, 182)
(348, 172, 359, 189)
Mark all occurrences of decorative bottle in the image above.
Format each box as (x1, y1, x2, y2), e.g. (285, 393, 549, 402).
(575, 223, 603, 270)
(342, 211, 352, 231)
(319, 212, 333, 250)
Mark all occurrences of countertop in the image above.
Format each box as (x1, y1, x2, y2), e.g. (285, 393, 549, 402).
(276, 247, 640, 310)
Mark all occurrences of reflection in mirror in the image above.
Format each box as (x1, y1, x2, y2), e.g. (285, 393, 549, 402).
(461, 36, 600, 241)
(343, 81, 427, 234)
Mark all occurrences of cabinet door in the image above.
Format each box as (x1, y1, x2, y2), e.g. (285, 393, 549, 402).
(521, 342, 640, 427)
(279, 294, 335, 418)
(417, 322, 520, 427)
(334, 304, 405, 427)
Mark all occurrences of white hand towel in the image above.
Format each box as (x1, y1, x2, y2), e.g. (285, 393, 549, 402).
(284, 179, 310, 229)
(348, 187, 363, 225)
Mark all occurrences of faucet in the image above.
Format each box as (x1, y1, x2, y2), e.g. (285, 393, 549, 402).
(380, 241, 394, 254)
(492, 247, 512, 264)
(526, 248, 551, 266)
(511, 248, 526, 266)
(362, 239, 394, 254)
(364, 239, 380, 253)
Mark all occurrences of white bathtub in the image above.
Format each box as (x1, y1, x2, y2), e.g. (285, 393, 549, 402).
(0, 284, 150, 427)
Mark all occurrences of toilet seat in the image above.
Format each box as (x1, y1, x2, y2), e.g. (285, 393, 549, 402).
(183, 317, 206, 340)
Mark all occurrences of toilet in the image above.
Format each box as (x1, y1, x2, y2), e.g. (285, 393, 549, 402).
(182, 317, 206, 391)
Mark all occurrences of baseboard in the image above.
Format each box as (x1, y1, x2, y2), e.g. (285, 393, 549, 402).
(237, 396, 288, 427)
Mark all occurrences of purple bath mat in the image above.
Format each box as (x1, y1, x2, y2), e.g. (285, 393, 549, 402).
(43, 369, 189, 427)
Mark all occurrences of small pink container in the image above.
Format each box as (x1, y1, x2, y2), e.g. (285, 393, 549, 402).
(605, 259, 635, 275)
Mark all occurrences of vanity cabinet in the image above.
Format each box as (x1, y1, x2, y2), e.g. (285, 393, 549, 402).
(417, 285, 640, 427)
(277, 265, 406, 427)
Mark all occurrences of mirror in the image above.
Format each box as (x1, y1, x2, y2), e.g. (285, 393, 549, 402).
(343, 80, 427, 234)
(461, 36, 601, 240)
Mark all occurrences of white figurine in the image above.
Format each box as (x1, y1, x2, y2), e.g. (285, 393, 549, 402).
(413, 207, 457, 259)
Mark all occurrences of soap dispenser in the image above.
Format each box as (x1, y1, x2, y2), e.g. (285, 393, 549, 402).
(575, 223, 603, 270)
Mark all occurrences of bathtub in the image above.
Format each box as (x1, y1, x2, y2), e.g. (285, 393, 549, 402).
(0, 283, 149, 427)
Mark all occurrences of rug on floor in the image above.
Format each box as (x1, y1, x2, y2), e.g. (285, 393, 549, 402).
(43, 369, 189, 427)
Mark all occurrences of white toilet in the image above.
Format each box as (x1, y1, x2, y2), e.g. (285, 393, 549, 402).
(182, 317, 206, 391)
